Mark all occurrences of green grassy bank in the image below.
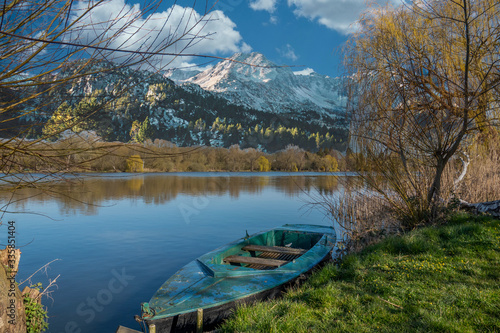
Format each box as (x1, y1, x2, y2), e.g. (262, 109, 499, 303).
(220, 213, 500, 332)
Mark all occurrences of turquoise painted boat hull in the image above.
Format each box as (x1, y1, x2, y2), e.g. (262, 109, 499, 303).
(141, 224, 336, 332)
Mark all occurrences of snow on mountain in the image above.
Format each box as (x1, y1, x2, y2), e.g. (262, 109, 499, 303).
(174, 52, 347, 115)
(163, 67, 204, 84)
(293, 68, 316, 76)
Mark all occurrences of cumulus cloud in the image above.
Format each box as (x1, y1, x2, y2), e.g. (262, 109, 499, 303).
(277, 44, 298, 61)
(287, 0, 400, 34)
(249, 0, 278, 13)
(240, 42, 253, 53)
(66, 0, 251, 70)
(172, 61, 214, 72)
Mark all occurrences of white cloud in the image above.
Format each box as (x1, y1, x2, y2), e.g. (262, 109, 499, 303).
(66, 0, 251, 70)
(249, 0, 278, 13)
(277, 44, 298, 61)
(287, 0, 400, 34)
(175, 62, 214, 72)
(240, 42, 253, 53)
(293, 68, 315, 75)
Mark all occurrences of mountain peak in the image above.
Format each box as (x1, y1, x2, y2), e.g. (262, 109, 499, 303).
(191, 52, 292, 91)
(164, 52, 346, 114)
(228, 52, 272, 66)
(162, 53, 277, 85)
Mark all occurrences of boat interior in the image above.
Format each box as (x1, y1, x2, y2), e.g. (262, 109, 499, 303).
(220, 229, 323, 270)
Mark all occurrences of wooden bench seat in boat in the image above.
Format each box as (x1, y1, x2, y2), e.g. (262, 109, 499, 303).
(224, 255, 288, 267)
(242, 244, 307, 256)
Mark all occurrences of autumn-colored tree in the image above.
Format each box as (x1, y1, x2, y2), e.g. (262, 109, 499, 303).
(273, 145, 306, 171)
(126, 155, 144, 172)
(42, 102, 76, 138)
(323, 155, 339, 172)
(226, 144, 244, 171)
(345, 0, 500, 224)
(129, 120, 141, 142)
(257, 156, 271, 172)
(130, 117, 153, 143)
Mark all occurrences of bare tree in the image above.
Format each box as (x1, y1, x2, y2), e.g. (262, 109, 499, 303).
(243, 147, 261, 171)
(344, 0, 500, 225)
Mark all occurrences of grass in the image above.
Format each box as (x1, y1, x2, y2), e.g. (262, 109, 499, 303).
(219, 213, 500, 332)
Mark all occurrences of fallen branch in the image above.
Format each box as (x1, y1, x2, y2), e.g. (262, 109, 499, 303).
(18, 258, 61, 286)
(40, 274, 60, 302)
(377, 296, 403, 309)
(458, 199, 500, 218)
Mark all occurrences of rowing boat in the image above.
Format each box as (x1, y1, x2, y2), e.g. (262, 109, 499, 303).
(140, 224, 336, 332)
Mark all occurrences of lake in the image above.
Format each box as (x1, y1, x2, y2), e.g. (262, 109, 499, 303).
(1, 172, 345, 333)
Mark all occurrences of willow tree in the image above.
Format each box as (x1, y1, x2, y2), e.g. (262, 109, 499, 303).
(345, 0, 500, 225)
(0, 0, 223, 193)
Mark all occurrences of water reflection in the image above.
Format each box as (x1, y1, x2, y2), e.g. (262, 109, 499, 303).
(1, 172, 343, 215)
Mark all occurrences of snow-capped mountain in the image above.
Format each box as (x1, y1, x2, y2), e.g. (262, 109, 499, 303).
(165, 52, 347, 115)
(163, 67, 203, 83)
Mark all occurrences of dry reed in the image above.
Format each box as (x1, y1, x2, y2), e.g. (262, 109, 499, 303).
(309, 178, 400, 257)
(455, 148, 500, 203)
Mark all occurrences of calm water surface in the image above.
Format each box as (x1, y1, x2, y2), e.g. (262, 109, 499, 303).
(2, 172, 344, 333)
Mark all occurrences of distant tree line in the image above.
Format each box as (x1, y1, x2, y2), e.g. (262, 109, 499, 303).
(0, 135, 350, 173)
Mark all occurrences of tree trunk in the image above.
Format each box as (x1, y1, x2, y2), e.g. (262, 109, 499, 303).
(0, 247, 27, 333)
(428, 159, 447, 216)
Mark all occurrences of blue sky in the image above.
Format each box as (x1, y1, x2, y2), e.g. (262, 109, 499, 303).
(73, 0, 399, 77)
(213, 0, 349, 77)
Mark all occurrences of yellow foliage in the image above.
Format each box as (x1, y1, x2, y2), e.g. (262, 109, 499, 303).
(126, 177, 144, 191)
(344, 0, 500, 216)
(126, 155, 144, 172)
(325, 155, 339, 172)
(257, 156, 271, 172)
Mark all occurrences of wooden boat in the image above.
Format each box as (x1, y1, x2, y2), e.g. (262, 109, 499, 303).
(140, 224, 336, 332)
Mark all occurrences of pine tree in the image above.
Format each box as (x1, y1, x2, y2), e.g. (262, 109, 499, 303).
(136, 117, 152, 143)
